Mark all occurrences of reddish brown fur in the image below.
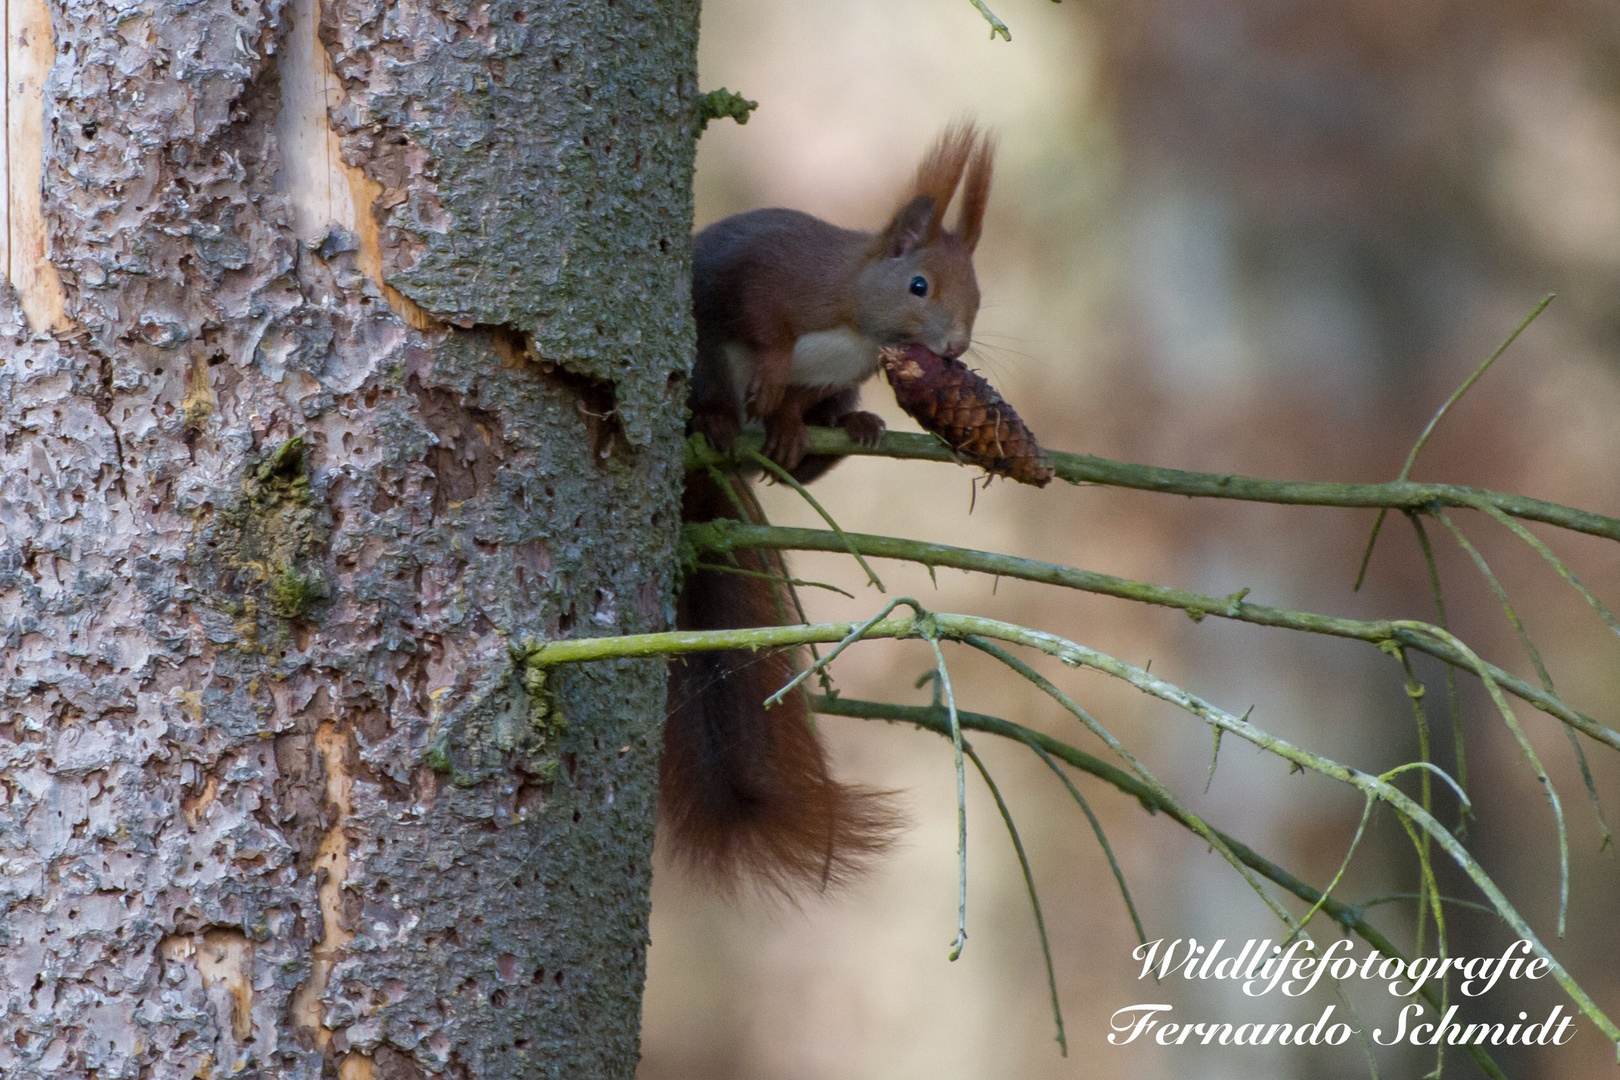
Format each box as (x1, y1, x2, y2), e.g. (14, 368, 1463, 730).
(663, 471, 902, 894)
(956, 132, 995, 251)
(689, 121, 996, 474)
(670, 124, 996, 894)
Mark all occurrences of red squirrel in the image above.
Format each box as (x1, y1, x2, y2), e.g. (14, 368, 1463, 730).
(662, 124, 995, 893)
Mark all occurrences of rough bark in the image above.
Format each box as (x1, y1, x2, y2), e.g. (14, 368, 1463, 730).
(0, 0, 698, 1075)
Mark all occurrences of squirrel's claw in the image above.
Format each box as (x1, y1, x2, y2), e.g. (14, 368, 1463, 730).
(692, 407, 741, 454)
(762, 412, 808, 473)
(840, 410, 886, 447)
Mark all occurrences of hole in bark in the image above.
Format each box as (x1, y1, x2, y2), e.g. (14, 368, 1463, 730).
(490, 989, 507, 1007)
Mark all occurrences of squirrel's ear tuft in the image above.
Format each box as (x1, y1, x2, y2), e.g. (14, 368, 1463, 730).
(956, 131, 995, 252)
(910, 122, 974, 234)
(907, 120, 994, 246)
(883, 195, 936, 258)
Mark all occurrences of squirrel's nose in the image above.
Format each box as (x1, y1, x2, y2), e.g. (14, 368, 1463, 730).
(941, 334, 970, 359)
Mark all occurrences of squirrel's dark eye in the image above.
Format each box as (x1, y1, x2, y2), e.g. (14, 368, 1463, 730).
(909, 275, 929, 298)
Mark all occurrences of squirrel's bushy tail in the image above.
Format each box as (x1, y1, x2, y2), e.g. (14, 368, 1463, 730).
(662, 470, 901, 895)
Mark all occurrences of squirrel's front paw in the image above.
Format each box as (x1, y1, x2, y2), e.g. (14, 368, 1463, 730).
(692, 408, 741, 454)
(840, 410, 886, 447)
(762, 414, 808, 473)
(746, 373, 787, 419)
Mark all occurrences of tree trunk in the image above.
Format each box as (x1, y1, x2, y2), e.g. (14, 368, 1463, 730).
(0, 0, 697, 1074)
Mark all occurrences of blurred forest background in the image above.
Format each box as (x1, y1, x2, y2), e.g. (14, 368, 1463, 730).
(638, 1, 1620, 1077)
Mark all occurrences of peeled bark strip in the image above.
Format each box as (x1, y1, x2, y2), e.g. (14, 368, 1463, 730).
(0, 0, 697, 1076)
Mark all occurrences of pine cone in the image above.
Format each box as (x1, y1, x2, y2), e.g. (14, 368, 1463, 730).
(878, 344, 1054, 486)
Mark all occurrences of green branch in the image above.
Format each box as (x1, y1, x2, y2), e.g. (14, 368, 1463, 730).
(688, 520, 1620, 753)
(686, 430, 1620, 543)
(523, 608, 1619, 1048)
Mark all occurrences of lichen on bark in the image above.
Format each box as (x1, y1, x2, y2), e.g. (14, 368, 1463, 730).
(320, 0, 700, 446)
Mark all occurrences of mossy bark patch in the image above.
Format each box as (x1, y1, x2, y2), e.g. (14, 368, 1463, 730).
(195, 436, 332, 645)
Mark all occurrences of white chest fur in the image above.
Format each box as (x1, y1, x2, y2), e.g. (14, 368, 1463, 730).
(787, 327, 882, 389)
(720, 328, 883, 415)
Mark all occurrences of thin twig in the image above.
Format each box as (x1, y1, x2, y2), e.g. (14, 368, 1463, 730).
(1025, 741, 1148, 948)
(1392, 621, 1570, 938)
(763, 597, 920, 708)
(926, 637, 971, 962)
(1354, 294, 1554, 589)
(968, 0, 1012, 39)
(1407, 512, 1469, 831)
(690, 560, 856, 599)
(811, 694, 1510, 1080)
(1440, 512, 1611, 848)
(1287, 796, 1374, 942)
(1397, 654, 1437, 955)
(1357, 893, 1498, 918)
(747, 449, 885, 592)
(963, 743, 1066, 1054)
(959, 638, 1303, 930)
(1469, 498, 1620, 639)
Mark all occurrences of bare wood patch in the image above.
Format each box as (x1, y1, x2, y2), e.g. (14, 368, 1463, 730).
(162, 930, 257, 1044)
(182, 774, 221, 826)
(275, 0, 436, 331)
(5, 0, 72, 334)
(288, 718, 356, 1048)
(339, 1051, 377, 1079)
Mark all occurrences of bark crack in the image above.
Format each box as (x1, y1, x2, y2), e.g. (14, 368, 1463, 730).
(93, 344, 128, 495)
